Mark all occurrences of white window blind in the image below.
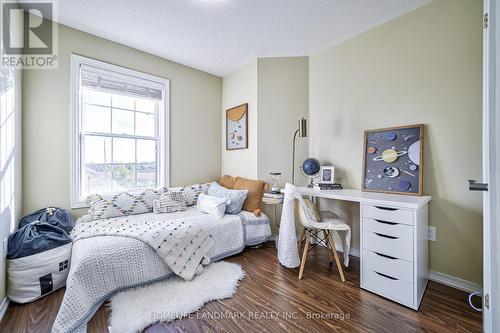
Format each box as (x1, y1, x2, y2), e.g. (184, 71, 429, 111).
(80, 64, 163, 100)
(71, 55, 169, 208)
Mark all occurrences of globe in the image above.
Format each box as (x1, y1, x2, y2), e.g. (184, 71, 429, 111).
(302, 158, 321, 176)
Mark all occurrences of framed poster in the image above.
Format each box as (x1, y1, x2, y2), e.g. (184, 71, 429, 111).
(362, 124, 424, 195)
(226, 103, 248, 150)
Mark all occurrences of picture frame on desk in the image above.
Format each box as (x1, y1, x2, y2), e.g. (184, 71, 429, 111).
(320, 166, 335, 184)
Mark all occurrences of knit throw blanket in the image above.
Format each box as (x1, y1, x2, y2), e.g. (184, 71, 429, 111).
(71, 213, 214, 280)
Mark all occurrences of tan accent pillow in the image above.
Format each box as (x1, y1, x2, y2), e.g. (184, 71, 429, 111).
(233, 177, 267, 216)
(220, 175, 236, 189)
(303, 198, 322, 222)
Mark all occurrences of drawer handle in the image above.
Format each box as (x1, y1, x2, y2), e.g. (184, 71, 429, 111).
(375, 271, 398, 280)
(374, 252, 397, 260)
(374, 206, 398, 211)
(374, 219, 398, 225)
(374, 232, 398, 240)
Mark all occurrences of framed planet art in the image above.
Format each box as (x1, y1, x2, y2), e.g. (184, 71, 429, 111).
(362, 124, 424, 196)
(226, 103, 248, 150)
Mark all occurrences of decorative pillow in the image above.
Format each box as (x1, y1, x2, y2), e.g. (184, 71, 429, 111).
(233, 177, 267, 216)
(153, 191, 187, 214)
(166, 183, 210, 206)
(85, 183, 210, 220)
(303, 198, 322, 222)
(220, 175, 237, 189)
(196, 193, 230, 219)
(86, 187, 168, 220)
(207, 182, 247, 214)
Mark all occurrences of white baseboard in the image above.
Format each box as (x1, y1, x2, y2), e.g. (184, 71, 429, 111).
(0, 297, 9, 322)
(429, 271, 482, 293)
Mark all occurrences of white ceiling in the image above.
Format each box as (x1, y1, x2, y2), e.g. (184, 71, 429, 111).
(55, 0, 432, 77)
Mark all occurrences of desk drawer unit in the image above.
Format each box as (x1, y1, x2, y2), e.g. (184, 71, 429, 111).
(361, 203, 428, 310)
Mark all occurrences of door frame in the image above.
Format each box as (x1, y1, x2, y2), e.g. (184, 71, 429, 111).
(482, 0, 499, 332)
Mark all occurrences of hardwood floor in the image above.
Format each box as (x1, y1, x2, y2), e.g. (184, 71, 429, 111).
(0, 243, 482, 333)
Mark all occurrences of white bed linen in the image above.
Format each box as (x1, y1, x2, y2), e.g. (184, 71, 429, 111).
(53, 208, 246, 333)
(238, 211, 272, 246)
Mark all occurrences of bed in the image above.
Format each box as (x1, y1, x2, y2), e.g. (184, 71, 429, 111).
(52, 208, 271, 333)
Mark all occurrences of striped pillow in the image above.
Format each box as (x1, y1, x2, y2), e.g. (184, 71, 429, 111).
(207, 182, 248, 214)
(153, 192, 187, 214)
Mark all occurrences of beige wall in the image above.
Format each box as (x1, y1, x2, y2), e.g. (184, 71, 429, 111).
(0, 68, 22, 303)
(23, 23, 222, 217)
(221, 60, 258, 179)
(256, 57, 309, 226)
(309, 0, 483, 284)
(222, 57, 309, 185)
(221, 57, 309, 227)
(257, 57, 309, 186)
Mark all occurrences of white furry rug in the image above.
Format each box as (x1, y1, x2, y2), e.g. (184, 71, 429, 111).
(108, 261, 245, 333)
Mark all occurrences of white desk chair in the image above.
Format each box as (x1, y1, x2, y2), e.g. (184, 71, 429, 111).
(295, 198, 350, 282)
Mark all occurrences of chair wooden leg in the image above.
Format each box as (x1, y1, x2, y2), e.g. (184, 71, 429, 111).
(324, 230, 334, 264)
(298, 230, 310, 280)
(328, 232, 346, 282)
(297, 228, 305, 249)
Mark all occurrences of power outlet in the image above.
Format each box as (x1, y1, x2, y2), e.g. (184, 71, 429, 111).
(427, 226, 437, 241)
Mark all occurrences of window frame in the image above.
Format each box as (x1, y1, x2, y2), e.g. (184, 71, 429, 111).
(70, 54, 170, 208)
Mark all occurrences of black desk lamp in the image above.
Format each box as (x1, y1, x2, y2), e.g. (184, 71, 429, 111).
(292, 117, 307, 184)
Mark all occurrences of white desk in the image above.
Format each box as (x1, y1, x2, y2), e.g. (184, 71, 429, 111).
(297, 187, 431, 310)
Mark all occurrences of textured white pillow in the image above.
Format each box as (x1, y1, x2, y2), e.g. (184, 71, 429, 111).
(86, 188, 168, 220)
(85, 183, 210, 221)
(153, 191, 187, 214)
(196, 193, 230, 218)
(167, 183, 211, 206)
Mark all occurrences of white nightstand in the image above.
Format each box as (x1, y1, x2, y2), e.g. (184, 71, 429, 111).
(262, 199, 283, 246)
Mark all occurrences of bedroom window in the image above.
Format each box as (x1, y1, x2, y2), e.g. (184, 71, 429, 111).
(70, 55, 169, 208)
